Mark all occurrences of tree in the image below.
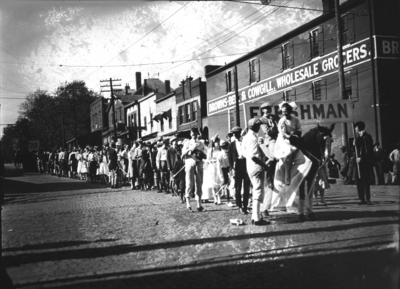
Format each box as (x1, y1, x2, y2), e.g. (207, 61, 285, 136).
(56, 80, 100, 143)
(0, 118, 32, 162)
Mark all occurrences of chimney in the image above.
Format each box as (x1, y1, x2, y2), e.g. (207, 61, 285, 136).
(135, 72, 142, 91)
(205, 65, 222, 75)
(125, 83, 130, 95)
(143, 79, 148, 96)
(165, 80, 171, 94)
(322, 0, 334, 14)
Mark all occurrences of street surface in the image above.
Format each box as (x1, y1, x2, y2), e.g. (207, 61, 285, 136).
(2, 164, 399, 288)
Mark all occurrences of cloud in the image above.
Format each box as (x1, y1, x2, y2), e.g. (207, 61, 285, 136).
(15, 1, 321, 93)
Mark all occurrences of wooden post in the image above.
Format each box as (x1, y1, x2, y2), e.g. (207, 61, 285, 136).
(352, 122, 361, 178)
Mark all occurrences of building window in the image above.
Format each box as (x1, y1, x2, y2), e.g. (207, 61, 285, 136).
(249, 59, 257, 83)
(341, 14, 349, 46)
(144, 116, 147, 131)
(283, 89, 291, 101)
(226, 70, 233, 93)
(169, 113, 172, 129)
(310, 29, 319, 58)
(150, 113, 153, 132)
(160, 119, 164, 132)
(344, 71, 352, 99)
(186, 103, 191, 123)
(312, 80, 322, 100)
(282, 43, 290, 70)
(133, 112, 137, 127)
(192, 101, 197, 121)
(179, 106, 184, 125)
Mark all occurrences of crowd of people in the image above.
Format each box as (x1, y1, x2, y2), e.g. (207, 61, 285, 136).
(12, 101, 400, 225)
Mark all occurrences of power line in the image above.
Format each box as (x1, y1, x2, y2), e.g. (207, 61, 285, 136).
(81, 2, 190, 82)
(59, 52, 249, 68)
(159, 3, 285, 75)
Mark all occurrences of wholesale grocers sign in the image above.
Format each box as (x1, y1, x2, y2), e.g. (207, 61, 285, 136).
(208, 37, 371, 115)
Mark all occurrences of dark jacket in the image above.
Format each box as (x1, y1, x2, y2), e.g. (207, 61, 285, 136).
(228, 139, 245, 172)
(355, 131, 374, 168)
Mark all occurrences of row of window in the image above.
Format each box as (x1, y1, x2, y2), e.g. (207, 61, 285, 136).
(282, 70, 353, 101)
(178, 101, 198, 125)
(225, 13, 355, 91)
(127, 111, 173, 133)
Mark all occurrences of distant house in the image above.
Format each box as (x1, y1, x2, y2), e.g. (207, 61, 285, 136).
(124, 72, 174, 144)
(175, 76, 208, 140)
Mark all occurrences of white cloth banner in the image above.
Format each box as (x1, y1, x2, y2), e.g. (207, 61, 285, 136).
(263, 149, 312, 214)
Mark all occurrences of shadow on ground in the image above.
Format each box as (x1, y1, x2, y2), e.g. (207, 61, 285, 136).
(13, 249, 397, 289)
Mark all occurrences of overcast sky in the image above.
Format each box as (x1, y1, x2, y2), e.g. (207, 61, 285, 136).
(0, 0, 323, 136)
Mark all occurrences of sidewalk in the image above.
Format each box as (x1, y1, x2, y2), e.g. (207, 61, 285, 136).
(1, 165, 399, 288)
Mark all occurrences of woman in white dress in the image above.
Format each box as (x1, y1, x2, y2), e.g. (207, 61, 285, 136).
(274, 102, 301, 185)
(202, 135, 223, 204)
(80, 147, 89, 180)
(76, 148, 83, 180)
(127, 143, 136, 190)
(98, 147, 109, 184)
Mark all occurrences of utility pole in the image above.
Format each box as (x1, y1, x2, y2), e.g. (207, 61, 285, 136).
(100, 78, 122, 142)
(367, 0, 379, 144)
(58, 87, 66, 148)
(233, 65, 240, 127)
(334, 0, 349, 150)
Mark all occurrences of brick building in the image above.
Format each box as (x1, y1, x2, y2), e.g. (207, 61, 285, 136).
(205, 0, 399, 158)
(175, 76, 208, 139)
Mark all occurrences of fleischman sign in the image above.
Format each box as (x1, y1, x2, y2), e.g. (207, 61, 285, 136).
(244, 100, 354, 126)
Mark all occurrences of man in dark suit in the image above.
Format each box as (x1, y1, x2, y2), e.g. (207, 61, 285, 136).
(228, 126, 251, 215)
(354, 121, 374, 205)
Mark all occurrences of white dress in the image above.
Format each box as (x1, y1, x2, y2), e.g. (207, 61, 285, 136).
(202, 148, 223, 199)
(98, 154, 109, 175)
(80, 152, 88, 174)
(274, 115, 301, 159)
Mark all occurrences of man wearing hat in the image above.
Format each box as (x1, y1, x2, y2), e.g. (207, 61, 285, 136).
(167, 137, 180, 196)
(182, 127, 207, 211)
(217, 139, 232, 205)
(133, 139, 144, 189)
(157, 139, 170, 194)
(242, 118, 270, 225)
(259, 101, 280, 189)
(228, 126, 250, 215)
(372, 142, 384, 185)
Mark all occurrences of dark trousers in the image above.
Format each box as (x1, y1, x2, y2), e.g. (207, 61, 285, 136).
(355, 164, 371, 201)
(160, 160, 169, 192)
(267, 160, 277, 187)
(373, 162, 384, 185)
(222, 167, 230, 200)
(234, 159, 250, 210)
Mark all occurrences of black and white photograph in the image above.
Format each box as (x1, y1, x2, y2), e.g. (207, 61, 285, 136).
(0, 0, 399, 288)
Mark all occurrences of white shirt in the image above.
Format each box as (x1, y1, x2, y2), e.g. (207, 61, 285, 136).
(242, 130, 264, 176)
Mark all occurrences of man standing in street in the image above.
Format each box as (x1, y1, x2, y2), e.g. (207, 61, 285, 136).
(106, 142, 118, 189)
(242, 118, 270, 225)
(182, 127, 207, 212)
(167, 137, 180, 196)
(157, 139, 170, 194)
(228, 126, 250, 215)
(259, 102, 280, 188)
(389, 143, 400, 185)
(354, 121, 374, 205)
(373, 142, 385, 185)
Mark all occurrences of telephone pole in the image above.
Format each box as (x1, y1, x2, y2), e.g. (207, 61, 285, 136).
(100, 78, 122, 142)
(334, 0, 349, 150)
(233, 65, 240, 127)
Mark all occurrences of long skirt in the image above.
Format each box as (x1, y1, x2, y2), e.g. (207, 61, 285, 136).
(202, 161, 222, 199)
(99, 162, 109, 175)
(274, 134, 297, 160)
(79, 161, 88, 174)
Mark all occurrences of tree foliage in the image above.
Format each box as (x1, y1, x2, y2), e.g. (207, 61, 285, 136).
(1, 80, 100, 161)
